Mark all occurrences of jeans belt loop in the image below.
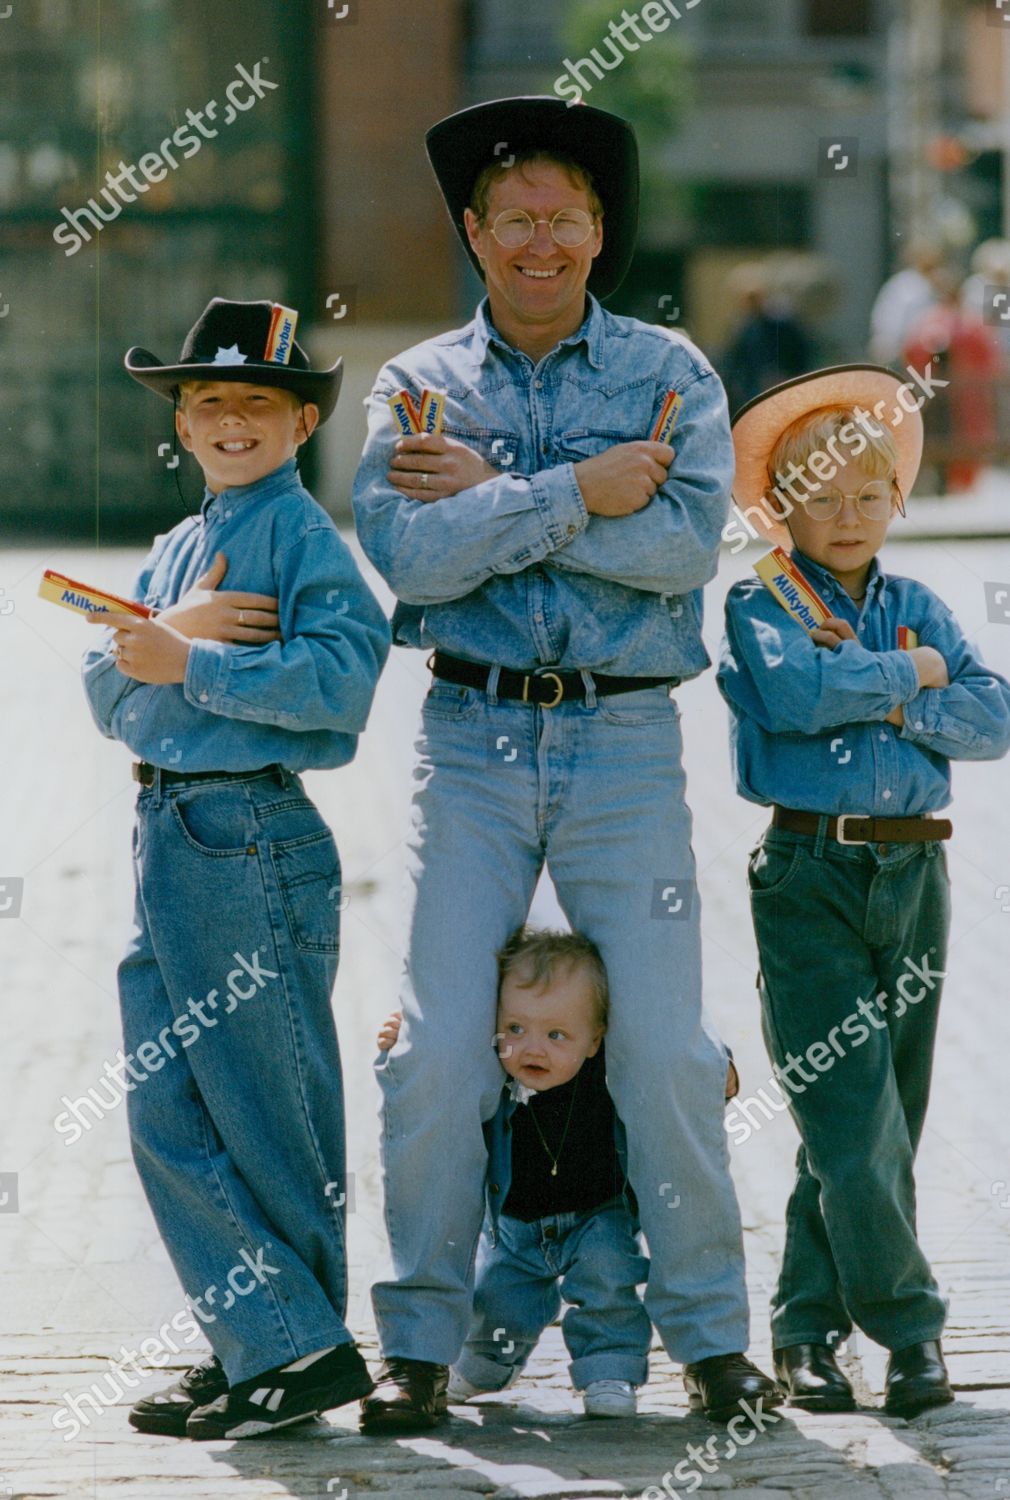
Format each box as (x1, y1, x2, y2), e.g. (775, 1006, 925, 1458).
(814, 812, 828, 859)
(486, 663, 501, 707)
(578, 667, 598, 709)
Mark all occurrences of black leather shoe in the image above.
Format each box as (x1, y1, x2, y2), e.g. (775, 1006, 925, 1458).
(682, 1352, 783, 1423)
(773, 1343, 856, 1412)
(359, 1358, 449, 1433)
(884, 1340, 953, 1417)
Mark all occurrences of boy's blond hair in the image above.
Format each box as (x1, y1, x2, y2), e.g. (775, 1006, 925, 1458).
(496, 926, 609, 1031)
(470, 150, 604, 225)
(769, 404, 900, 495)
(176, 379, 303, 412)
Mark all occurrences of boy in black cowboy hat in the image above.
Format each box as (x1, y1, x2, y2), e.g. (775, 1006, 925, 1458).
(81, 298, 389, 1439)
(718, 365, 1010, 1416)
(354, 95, 780, 1432)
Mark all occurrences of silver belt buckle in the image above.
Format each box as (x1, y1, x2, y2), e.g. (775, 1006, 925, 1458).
(836, 813, 870, 845)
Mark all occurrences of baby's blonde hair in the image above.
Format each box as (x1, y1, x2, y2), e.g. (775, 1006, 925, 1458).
(768, 404, 899, 492)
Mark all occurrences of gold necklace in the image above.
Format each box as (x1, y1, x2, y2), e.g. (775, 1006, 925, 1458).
(527, 1072, 580, 1176)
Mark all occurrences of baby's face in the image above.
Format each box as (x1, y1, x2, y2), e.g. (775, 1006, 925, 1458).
(495, 960, 603, 1092)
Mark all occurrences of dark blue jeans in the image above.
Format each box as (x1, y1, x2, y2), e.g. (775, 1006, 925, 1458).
(747, 820, 950, 1352)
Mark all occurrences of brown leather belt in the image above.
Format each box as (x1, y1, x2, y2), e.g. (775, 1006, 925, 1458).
(772, 805, 952, 845)
(428, 650, 678, 709)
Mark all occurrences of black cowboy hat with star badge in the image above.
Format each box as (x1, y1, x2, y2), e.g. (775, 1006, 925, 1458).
(125, 298, 343, 422)
(425, 96, 640, 301)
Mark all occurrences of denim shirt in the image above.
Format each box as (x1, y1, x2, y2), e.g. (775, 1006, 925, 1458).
(483, 1078, 631, 1245)
(717, 546, 1010, 815)
(351, 294, 734, 678)
(82, 459, 390, 772)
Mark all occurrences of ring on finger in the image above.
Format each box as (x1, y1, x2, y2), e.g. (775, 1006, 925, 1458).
(238, 609, 245, 626)
(420, 472, 429, 489)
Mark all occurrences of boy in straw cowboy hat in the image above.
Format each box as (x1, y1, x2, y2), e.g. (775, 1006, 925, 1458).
(80, 298, 389, 1438)
(717, 364, 1010, 1417)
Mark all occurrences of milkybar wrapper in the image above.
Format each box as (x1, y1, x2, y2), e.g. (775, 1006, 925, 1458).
(898, 626, 918, 650)
(263, 303, 299, 365)
(753, 548, 831, 635)
(39, 569, 153, 619)
(419, 388, 446, 436)
(650, 389, 683, 444)
(387, 389, 422, 435)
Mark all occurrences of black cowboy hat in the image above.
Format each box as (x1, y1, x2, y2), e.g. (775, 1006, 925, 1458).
(125, 298, 343, 422)
(425, 96, 639, 301)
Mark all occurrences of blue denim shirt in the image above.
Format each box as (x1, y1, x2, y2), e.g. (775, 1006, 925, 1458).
(351, 294, 734, 678)
(82, 459, 390, 772)
(717, 546, 1010, 815)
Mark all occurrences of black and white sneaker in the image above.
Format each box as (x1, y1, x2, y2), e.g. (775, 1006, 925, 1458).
(187, 1343, 374, 1440)
(128, 1355, 228, 1436)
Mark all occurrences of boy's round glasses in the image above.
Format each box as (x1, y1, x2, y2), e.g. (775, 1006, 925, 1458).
(796, 480, 905, 522)
(489, 208, 596, 249)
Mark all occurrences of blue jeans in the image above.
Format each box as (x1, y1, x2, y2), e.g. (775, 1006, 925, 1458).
(454, 1202, 651, 1391)
(373, 679, 748, 1365)
(118, 766, 353, 1385)
(747, 822, 950, 1350)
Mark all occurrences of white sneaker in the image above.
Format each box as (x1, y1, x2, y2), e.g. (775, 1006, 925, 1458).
(446, 1367, 517, 1403)
(582, 1379, 637, 1417)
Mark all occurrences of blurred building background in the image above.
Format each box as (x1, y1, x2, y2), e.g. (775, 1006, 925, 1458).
(1, 0, 1008, 537)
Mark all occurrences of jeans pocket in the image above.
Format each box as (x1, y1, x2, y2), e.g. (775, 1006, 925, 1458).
(169, 787, 254, 857)
(747, 839, 805, 898)
(596, 686, 678, 726)
(269, 829, 341, 953)
(421, 682, 485, 721)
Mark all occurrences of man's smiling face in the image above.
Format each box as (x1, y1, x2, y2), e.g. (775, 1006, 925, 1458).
(175, 380, 317, 494)
(464, 159, 603, 346)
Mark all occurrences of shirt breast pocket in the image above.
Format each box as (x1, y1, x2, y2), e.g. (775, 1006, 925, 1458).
(556, 428, 638, 461)
(442, 424, 522, 472)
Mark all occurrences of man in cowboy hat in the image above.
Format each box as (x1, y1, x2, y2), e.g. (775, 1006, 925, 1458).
(82, 297, 389, 1438)
(717, 365, 1010, 1415)
(353, 97, 779, 1430)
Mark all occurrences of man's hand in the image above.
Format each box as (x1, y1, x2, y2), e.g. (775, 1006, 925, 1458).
(908, 644, 949, 690)
(87, 611, 192, 684)
(157, 552, 281, 644)
(811, 616, 859, 649)
(377, 1010, 403, 1051)
(388, 433, 497, 502)
(573, 440, 674, 517)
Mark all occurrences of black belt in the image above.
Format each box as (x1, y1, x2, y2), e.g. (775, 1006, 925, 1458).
(132, 762, 282, 788)
(772, 806, 952, 845)
(428, 651, 677, 708)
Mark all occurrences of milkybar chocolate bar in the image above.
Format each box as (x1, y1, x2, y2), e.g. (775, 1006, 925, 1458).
(651, 389, 683, 444)
(898, 626, 918, 650)
(419, 388, 446, 435)
(387, 389, 422, 435)
(39, 569, 153, 619)
(753, 548, 831, 635)
(263, 303, 299, 365)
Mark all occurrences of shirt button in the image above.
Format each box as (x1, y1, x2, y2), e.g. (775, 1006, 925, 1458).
(914, 720, 924, 730)
(879, 732, 887, 742)
(535, 379, 544, 390)
(199, 691, 209, 703)
(490, 1183, 500, 1194)
(882, 788, 892, 799)
(534, 613, 544, 623)
(543, 1225, 557, 1240)
(566, 523, 577, 535)
(878, 843, 889, 855)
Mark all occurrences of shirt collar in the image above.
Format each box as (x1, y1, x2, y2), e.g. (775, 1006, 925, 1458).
(789, 546, 887, 608)
(201, 457, 299, 520)
(506, 1077, 537, 1106)
(474, 292, 605, 371)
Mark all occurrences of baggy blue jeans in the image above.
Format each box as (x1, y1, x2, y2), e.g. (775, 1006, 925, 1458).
(453, 1202, 651, 1392)
(118, 765, 354, 1384)
(373, 678, 749, 1366)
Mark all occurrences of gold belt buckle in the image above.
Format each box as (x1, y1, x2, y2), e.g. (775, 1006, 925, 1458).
(522, 670, 565, 709)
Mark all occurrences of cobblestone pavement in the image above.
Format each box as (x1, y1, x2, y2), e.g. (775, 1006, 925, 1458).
(1, 532, 1009, 1498)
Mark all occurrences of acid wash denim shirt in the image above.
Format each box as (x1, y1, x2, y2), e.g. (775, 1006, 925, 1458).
(717, 545, 1010, 816)
(82, 459, 390, 772)
(352, 293, 734, 679)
